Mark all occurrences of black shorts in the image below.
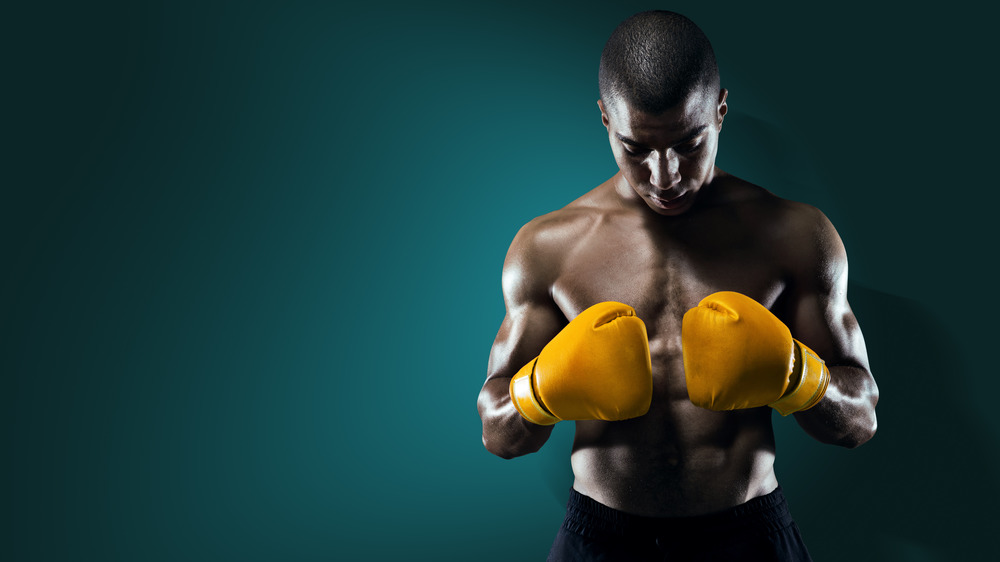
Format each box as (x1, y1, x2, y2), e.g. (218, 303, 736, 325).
(547, 487, 813, 561)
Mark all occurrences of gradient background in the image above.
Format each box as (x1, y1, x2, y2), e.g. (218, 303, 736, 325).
(4, 1, 996, 560)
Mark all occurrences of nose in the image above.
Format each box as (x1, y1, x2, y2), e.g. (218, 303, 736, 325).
(648, 150, 680, 188)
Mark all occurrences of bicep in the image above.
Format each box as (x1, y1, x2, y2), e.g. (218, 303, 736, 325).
(484, 223, 568, 386)
(485, 283, 566, 385)
(786, 214, 870, 373)
(790, 262, 870, 373)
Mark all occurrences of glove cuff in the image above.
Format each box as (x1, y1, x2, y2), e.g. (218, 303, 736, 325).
(770, 339, 830, 416)
(509, 358, 560, 425)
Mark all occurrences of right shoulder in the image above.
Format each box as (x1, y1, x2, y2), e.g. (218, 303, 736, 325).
(502, 207, 596, 306)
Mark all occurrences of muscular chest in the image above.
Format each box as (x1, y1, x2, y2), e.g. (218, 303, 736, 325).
(550, 216, 788, 398)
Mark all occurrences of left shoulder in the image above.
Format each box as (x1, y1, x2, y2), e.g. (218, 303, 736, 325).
(782, 198, 844, 255)
(722, 176, 843, 251)
(706, 172, 848, 273)
(769, 197, 848, 292)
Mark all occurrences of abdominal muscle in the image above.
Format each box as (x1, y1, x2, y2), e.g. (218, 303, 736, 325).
(569, 357, 780, 517)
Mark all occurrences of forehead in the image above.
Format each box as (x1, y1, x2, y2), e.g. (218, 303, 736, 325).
(607, 89, 716, 139)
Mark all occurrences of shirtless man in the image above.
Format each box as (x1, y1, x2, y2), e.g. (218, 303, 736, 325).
(477, 11, 879, 561)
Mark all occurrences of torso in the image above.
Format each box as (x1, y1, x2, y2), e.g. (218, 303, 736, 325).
(537, 170, 807, 516)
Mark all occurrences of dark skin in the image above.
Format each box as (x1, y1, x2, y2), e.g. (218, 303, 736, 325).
(477, 86, 879, 517)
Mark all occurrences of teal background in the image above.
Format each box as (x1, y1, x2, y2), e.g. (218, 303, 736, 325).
(4, 1, 996, 560)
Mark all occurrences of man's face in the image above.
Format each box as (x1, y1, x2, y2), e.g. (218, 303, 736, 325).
(599, 88, 728, 216)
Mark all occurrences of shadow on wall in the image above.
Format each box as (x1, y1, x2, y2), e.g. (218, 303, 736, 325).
(785, 283, 999, 560)
(538, 284, 999, 559)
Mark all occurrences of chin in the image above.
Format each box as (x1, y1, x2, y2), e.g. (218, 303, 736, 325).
(648, 205, 691, 217)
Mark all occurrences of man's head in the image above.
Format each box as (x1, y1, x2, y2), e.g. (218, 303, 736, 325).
(598, 11, 727, 216)
(599, 10, 719, 114)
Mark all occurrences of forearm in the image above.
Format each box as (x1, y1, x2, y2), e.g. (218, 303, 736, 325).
(478, 377, 555, 459)
(793, 365, 878, 448)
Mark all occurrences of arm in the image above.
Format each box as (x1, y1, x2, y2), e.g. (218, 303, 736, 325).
(477, 224, 566, 459)
(786, 211, 879, 448)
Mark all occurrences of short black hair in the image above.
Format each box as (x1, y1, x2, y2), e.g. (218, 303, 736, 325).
(599, 11, 720, 114)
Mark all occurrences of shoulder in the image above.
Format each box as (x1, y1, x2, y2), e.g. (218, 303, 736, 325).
(765, 197, 848, 292)
(502, 192, 611, 306)
(505, 179, 619, 265)
(503, 208, 593, 291)
(712, 173, 847, 282)
(710, 174, 825, 229)
(776, 198, 845, 261)
(721, 174, 843, 255)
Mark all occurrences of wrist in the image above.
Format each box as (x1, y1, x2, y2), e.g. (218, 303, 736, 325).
(509, 358, 560, 425)
(770, 339, 830, 416)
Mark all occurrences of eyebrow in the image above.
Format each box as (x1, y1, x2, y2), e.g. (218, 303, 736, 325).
(615, 125, 708, 148)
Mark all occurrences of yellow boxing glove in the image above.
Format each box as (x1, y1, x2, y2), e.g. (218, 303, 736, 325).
(509, 302, 652, 425)
(681, 291, 830, 416)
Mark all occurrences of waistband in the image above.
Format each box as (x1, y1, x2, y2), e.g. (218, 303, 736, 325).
(562, 486, 794, 542)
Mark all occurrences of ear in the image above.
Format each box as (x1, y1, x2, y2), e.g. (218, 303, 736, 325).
(716, 88, 729, 130)
(597, 99, 610, 129)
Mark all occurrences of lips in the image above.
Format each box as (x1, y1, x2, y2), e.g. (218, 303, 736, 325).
(649, 190, 689, 210)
